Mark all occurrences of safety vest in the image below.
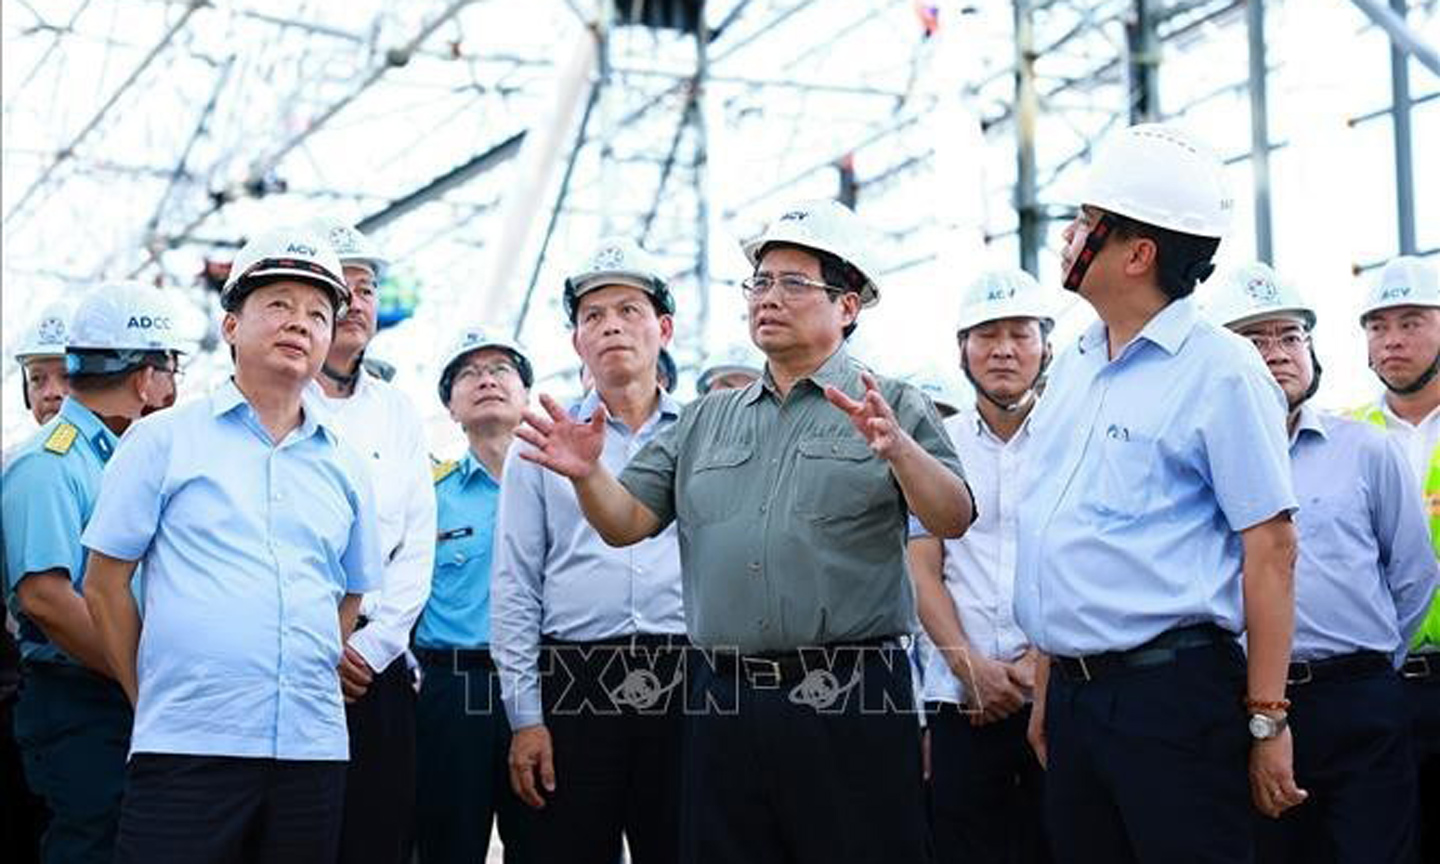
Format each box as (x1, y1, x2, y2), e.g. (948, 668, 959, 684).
(1351, 403, 1440, 651)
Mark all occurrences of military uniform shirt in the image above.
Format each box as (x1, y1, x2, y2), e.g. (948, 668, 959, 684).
(415, 451, 499, 650)
(620, 345, 968, 654)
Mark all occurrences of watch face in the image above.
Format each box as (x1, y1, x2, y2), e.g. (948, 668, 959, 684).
(1248, 714, 1274, 739)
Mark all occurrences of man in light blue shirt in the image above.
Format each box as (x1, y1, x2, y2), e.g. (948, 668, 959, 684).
(82, 227, 384, 864)
(493, 238, 686, 864)
(1015, 125, 1303, 863)
(414, 326, 537, 863)
(2, 282, 184, 864)
(1209, 263, 1436, 863)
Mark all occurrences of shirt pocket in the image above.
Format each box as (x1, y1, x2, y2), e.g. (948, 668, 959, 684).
(1091, 427, 1156, 520)
(683, 443, 754, 523)
(794, 437, 891, 521)
(435, 527, 482, 569)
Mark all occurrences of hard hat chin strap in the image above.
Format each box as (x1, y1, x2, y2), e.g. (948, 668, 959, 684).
(1290, 348, 1323, 411)
(1380, 347, 1440, 396)
(960, 338, 1051, 414)
(1062, 213, 1115, 293)
(322, 352, 364, 391)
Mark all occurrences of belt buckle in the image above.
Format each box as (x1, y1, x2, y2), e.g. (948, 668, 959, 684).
(1075, 655, 1093, 683)
(1287, 662, 1314, 686)
(1402, 655, 1432, 680)
(742, 656, 782, 688)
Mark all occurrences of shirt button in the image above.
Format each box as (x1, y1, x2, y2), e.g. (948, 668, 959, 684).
(748, 562, 761, 573)
(272, 492, 283, 502)
(453, 552, 465, 564)
(757, 619, 768, 630)
(759, 504, 767, 514)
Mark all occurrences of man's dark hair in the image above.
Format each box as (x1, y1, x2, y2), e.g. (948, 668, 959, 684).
(1107, 214, 1221, 300)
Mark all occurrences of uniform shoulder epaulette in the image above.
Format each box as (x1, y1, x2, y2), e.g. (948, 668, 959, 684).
(42, 422, 79, 455)
(432, 459, 459, 484)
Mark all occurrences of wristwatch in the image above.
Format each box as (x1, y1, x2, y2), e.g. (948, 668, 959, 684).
(1248, 712, 1288, 741)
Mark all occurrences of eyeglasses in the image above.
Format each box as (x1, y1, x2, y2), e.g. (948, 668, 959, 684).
(740, 273, 844, 301)
(452, 360, 519, 384)
(1245, 332, 1309, 355)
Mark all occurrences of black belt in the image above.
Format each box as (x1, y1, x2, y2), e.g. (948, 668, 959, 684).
(1401, 653, 1439, 681)
(708, 635, 901, 688)
(1054, 624, 1233, 683)
(1287, 651, 1391, 686)
(540, 633, 691, 653)
(413, 647, 495, 671)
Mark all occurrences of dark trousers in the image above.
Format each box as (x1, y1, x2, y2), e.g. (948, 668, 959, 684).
(415, 650, 534, 863)
(337, 655, 417, 864)
(2, 693, 48, 864)
(113, 754, 346, 864)
(681, 645, 930, 864)
(1405, 662, 1440, 863)
(11, 662, 131, 864)
(1044, 637, 1253, 864)
(1255, 664, 1416, 864)
(928, 702, 1049, 864)
(535, 637, 687, 864)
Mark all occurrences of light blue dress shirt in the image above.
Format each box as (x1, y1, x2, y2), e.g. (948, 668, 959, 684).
(2, 397, 120, 664)
(1288, 405, 1437, 662)
(492, 389, 685, 729)
(81, 379, 383, 761)
(415, 451, 499, 650)
(1014, 298, 1298, 656)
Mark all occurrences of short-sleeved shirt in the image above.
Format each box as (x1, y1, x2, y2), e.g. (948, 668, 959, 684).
(81, 379, 384, 761)
(620, 345, 968, 653)
(1014, 298, 1298, 657)
(1288, 406, 1436, 662)
(2, 397, 120, 664)
(415, 451, 499, 650)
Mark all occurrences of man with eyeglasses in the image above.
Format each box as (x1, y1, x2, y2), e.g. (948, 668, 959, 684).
(1348, 255, 1440, 861)
(309, 221, 436, 864)
(2, 282, 184, 864)
(514, 200, 973, 864)
(1208, 262, 1434, 863)
(413, 326, 537, 863)
(81, 228, 383, 863)
(494, 238, 686, 864)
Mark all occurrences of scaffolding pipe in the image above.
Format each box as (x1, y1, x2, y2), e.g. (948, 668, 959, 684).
(1247, 0, 1274, 262)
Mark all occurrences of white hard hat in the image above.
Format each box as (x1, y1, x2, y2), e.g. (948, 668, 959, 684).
(66, 283, 185, 375)
(1076, 124, 1232, 239)
(436, 324, 534, 404)
(908, 364, 965, 417)
(222, 226, 349, 314)
(562, 237, 674, 324)
(315, 220, 390, 282)
(14, 301, 71, 362)
(1206, 262, 1316, 331)
(1358, 255, 1440, 324)
(697, 344, 763, 395)
(955, 269, 1055, 335)
(741, 199, 882, 306)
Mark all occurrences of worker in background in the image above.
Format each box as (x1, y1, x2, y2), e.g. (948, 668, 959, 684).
(1015, 124, 1302, 863)
(1208, 261, 1435, 863)
(1348, 254, 1440, 862)
(13, 302, 71, 427)
(909, 269, 1053, 864)
(493, 238, 687, 864)
(414, 325, 537, 863)
(310, 221, 436, 864)
(81, 227, 384, 864)
(515, 199, 973, 864)
(1, 282, 184, 864)
(696, 345, 762, 396)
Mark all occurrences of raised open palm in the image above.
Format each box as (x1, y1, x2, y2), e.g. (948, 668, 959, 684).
(516, 393, 607, 479)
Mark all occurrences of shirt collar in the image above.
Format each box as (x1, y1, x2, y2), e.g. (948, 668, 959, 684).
(1290, 403, 1328, 446)
(58, 396, 119, 457)
(456, 450, 500, 486)
(748, 344, 858, 404)
(963, 403, 1034, 444)
(575, 386, 681, 427)
(212, 377, 335, 444)
(1078, 297, 1199, 359)
(1379, 393, 1440, 431)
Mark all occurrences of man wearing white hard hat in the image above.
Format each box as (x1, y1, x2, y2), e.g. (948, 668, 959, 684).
(909, 269, 1052, 864)
(309, 221, 437, 864)
(13, 302, 72, 427)
(1, 282, 183, 864)
(414, 326, 537, 863)
(1014, 124, 1303, 862)
(696, 344, 762, 396)
(515, 200, 973, 864)
(493, 237, 687, 864)
(1208, 262, 1434, 863)
(1348, 254, 1440, 860)
(81, 227, 384, 864)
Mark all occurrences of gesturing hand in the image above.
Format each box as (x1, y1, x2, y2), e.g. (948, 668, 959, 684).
(516, 394, 607, 480)
(823, 371, 911, 462)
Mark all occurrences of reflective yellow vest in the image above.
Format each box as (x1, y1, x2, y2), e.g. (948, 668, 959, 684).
(1351, 403, 1440, 650)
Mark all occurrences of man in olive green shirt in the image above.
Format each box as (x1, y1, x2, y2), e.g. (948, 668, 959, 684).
(516, 200, 974, 864)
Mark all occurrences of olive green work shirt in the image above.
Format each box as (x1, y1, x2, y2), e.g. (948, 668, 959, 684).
(619, 346, 968, 653)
